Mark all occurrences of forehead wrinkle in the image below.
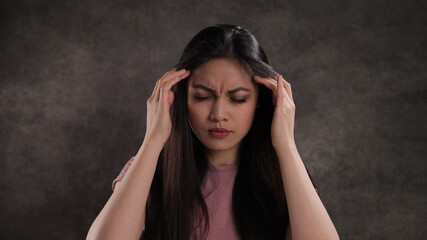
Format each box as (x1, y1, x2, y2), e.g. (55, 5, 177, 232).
(188, 59, 253, 94)
(190, 76, 252, 95)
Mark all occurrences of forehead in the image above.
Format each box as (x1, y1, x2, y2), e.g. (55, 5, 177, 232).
(188, 58, 254, 89)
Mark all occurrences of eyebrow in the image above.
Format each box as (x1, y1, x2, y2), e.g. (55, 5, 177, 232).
(191, 84, 251, 94)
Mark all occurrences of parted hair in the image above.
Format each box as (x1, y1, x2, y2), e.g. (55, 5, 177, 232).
(141, 24, 317, 240)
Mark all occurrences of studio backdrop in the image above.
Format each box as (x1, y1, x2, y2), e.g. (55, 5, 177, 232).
(0, 0, 425, 239)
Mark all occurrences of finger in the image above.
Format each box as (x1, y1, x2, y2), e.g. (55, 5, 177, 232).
(254, 75, 277, 92)
(160, 85, 171, 111)
(276, 75, 285, 109)
(160, 84, 176, 110)
(161, 67, 176, 79)
(254, 75, 280, 104)
(159, 83, 166, 110)
(158, 70, 190, 109)
(161, 67, 182, 81)
(277, 75, 293, 106)
(161, 68, 187, 85)
(255, 75, 293, 106)
(168, 69, 190, 83)
(168, 91, 174, 106)
(162, 70, 190, 91)
(153, 79, 161, 102)
(280, 75, 293, 102)
(156, 69, 177, 101)
(157, 69, 187, 99)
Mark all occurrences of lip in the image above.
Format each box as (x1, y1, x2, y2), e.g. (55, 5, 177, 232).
(208, 128, 231, 138)
(209, 131, 231, 138)
(209, 128, 231, 132)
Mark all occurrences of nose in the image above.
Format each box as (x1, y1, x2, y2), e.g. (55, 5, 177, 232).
(209, 98, 227, 122)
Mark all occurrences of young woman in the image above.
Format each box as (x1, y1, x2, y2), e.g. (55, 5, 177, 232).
(87, 24, 339, 240)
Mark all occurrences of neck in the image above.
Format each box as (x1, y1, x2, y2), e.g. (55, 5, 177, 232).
(207, 145, 239, 167)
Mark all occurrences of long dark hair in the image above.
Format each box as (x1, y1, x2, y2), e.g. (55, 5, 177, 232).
(141, 24, 317, 240)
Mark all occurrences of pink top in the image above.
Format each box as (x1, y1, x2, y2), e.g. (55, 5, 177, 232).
(112, 156, 240, 240)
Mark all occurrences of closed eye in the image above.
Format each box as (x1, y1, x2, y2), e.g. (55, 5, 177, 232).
(194, 96, 247, 104)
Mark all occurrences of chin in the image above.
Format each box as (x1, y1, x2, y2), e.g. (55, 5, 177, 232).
(201, 139, 239, 152)
(205, 145, 231, 152)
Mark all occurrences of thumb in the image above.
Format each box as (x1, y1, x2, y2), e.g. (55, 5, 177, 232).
(167, 91, 175, 106)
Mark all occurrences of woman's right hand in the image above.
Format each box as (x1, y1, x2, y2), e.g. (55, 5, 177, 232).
(144, 67, 191, 145)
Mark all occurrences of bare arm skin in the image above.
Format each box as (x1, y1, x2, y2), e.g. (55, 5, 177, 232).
(86, 139, 164, 240)
(253, 74, 339, 239)
(86, 68, 190, 240)
(277, 142, 340, 240)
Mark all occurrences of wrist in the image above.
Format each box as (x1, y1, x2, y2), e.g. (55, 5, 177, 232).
(273, 139, 297, 151)
(274, 141, 302, 167)
(142, 135, 166, 149)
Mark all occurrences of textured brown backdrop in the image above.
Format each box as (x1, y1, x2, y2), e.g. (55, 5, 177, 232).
(1, 0, 426, 239)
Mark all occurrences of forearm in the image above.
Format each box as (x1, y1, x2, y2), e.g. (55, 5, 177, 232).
(87, 139, 164, 240)
(276, 143, 339, 240)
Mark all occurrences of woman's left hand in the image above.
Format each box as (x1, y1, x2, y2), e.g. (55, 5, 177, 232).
(253, 74, 296, 149)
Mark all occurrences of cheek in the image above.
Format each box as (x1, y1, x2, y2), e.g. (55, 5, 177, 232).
(243, 107, 256, 119)
(239, 104, 257, 126)
(187, 104, 205, 123)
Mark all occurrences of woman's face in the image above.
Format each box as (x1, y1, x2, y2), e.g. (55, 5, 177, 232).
(186, 58, 259, 153)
